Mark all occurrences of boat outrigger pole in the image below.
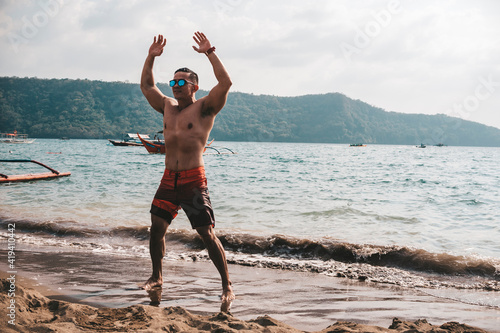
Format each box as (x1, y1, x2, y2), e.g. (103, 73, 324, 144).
(0, 159, 71, 183)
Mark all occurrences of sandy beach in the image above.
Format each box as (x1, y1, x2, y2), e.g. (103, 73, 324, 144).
(0, 278, 491, 333)
(1, 249, 497, 332)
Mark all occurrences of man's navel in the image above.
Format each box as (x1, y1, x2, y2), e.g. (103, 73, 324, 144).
(187, 123, 193, 129)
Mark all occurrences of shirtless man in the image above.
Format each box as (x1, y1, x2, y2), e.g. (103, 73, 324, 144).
(140, 32, 234, 312)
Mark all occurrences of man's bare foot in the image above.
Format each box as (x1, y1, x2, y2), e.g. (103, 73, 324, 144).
(220, 286, 235, 313)
(140, 277, 163, 291)
(147, 287, 162, 306)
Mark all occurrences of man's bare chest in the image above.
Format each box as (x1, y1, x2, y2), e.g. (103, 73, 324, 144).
(163, 102, 210, 134)
(163, 112, 195, 131)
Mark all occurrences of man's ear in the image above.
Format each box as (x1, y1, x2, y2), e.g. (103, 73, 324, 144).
(193, 85, 199, 92)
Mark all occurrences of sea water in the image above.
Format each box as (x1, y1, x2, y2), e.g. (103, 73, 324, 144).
(1, 140, 499, 304)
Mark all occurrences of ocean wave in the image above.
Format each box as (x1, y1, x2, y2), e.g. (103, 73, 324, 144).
(3, 218, 498, 282)
(4, 218, 497, 280)
(213, 233, 499, 278)
(459, 199, 485, 206)
(1, 218, 97, 237)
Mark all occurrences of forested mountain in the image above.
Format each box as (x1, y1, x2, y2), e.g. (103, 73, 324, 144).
(1, 76, 500, 146)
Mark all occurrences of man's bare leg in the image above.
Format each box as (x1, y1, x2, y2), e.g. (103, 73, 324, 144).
(141, 214, 170, 290)
(196, 225, 235, 312)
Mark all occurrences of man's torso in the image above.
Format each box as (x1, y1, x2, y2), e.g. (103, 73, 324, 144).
(162, 97, 215, 171)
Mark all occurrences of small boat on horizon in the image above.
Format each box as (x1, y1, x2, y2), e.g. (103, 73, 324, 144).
(0, 131, 36, 144)
(350, 143, 366, 147)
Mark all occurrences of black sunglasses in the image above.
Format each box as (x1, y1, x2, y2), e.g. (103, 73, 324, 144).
(169, 79, 194, 87)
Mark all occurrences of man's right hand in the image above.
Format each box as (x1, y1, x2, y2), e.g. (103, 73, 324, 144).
(141, 34, 168, 113)
(149, 34, 166, 57)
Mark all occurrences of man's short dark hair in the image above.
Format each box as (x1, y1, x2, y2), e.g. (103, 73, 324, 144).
(175, 67, 198, 85)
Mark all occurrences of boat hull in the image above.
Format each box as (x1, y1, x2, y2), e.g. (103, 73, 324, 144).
(108, 139, 143, 147)
(137, 134, 165, 154)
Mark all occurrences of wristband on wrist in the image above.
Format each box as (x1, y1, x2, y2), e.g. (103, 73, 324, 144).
(206, 46, 216, 55)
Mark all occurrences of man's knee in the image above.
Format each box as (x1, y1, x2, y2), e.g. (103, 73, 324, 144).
(150, 214, 170, 238)
(195, 225, 216, 243)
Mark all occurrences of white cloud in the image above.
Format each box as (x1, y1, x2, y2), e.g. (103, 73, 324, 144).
(1, 0, 499, 129)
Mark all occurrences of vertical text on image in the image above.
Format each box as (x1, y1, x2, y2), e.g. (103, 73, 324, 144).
(6, 223, 17, 326)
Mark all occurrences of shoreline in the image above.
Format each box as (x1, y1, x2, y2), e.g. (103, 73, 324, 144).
(0, 249, 498, 332)
(0, 279, 491, 333)
(1, 277, 490, 333)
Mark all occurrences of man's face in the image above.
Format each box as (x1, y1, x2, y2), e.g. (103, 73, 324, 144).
(171, 72, 196, 99)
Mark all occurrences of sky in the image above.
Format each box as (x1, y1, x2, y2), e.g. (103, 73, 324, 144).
(1, 0, 500, 129)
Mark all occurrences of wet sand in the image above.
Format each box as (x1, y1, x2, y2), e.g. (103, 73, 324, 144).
(0, 249, 498, 332)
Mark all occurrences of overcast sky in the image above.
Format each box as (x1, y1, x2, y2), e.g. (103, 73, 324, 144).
(1, 0, 499, 129)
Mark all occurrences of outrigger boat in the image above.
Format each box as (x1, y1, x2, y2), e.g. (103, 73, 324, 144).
(0, 160, 71, 183)
(0, 131, 36, 144)
(137, 133, 236, 155)
(108, 133, 150, 147)
(137, 133, 166, 154)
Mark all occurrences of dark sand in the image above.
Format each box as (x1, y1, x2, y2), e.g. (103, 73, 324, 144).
(0, 249, 498, 332)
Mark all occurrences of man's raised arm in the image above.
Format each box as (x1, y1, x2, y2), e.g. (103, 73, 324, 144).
(141, 35, 167, 113)
(192, 32, 232, 116)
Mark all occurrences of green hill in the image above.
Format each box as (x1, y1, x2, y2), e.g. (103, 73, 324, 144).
(1, 76, 500, 146)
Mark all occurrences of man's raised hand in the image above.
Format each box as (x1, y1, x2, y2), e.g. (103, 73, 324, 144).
(192, 31, 211, 53)
(149, 34, 166, 57)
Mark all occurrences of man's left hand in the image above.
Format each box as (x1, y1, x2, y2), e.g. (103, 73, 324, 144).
(192, 31, 212, 53)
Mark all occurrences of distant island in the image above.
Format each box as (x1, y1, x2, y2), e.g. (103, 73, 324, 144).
(1, 76, 500, 146)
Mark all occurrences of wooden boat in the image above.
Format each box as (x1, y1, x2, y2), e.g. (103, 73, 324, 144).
(137, 133, 165, 154)
(108, 139, 144, 147)
(137, 133, 236, 155)
(108, 133, 150, 147)
(0, 160, 71, 183)
(0, 131, 36, 144)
